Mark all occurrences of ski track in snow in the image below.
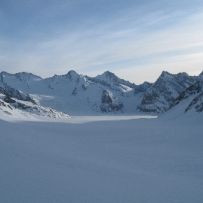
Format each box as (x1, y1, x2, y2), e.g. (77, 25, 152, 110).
(0, 115, 203, 203)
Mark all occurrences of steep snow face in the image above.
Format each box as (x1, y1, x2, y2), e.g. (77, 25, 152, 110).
(0, 85, 34, 103)
(0, 97, 70, 121)
(171, 81, 203, 113)
(0, 71, 42, 92)
(88, 71, 137, 93)
(186, 92, 203, 112)
(138, 71, 197, 113)
(0, 86, 70, 121)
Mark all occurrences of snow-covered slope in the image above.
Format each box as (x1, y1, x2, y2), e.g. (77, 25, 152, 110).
(0, 71, 42, 92)
(0, 114, 202, 203)
(88, 71, 136, 91)
(0, 98, 69, 121)
(138, 71, 197, 113)
(0, 70, 202, 115)
(0, 85, 69, 121)
(172, 80, 203, 113)
(0, 70, 147, 115)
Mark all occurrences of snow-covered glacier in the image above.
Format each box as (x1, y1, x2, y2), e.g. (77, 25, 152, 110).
(0, 113, 202, 203)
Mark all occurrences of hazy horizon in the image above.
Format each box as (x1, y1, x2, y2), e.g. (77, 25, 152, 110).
(1, 0, 203, 83)
(0, 68, 202, 85)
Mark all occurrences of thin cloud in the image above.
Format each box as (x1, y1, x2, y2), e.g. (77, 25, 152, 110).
(0, 1, 203, 83)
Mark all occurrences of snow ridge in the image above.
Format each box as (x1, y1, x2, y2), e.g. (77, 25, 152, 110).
(0, 70, 202, 116)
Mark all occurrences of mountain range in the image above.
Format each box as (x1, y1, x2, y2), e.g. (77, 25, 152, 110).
(0, 69, 202, 118)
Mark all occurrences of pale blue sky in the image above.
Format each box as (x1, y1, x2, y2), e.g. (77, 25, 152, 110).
(0, 0, 203, 83)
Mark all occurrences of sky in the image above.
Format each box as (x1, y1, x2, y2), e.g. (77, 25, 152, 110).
(0, 0, 203, 83)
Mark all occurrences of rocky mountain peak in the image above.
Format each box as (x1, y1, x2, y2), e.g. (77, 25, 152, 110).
(102, 71, 116, 77)
(0, 69, 202, 115)
(199, 71, 203, 79)
(15, 72, 42, 81)
(160, 70, 172, 77)
(96, 71, 119, 82)
(0, 71, 11, 81)
(66, 70, 80, 80)
(158, 71, 188, 82)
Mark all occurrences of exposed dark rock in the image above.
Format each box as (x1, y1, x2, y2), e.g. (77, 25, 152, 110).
(0, 85, 36, 104)
(185, 92, 203, 112)
(3, 96, 15, 104)
(138, 71, 197, 113)
(100, 90, 123, 112)
(72, 88, 78, 95)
